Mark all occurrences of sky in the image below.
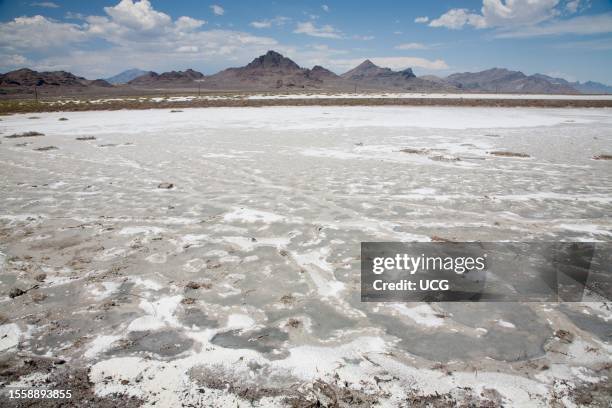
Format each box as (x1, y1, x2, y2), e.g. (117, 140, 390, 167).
(1, 0, 611, 84)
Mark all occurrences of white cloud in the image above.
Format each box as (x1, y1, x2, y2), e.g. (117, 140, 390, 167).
(429, 0, 560, 30)
(3, 54, 30, 67)
(0, 1, 278, 76)
(495, 12, 612, 37)
(250, 20, 271, 29)
(393, 30, 403, 34)
(395, 42, 427, 50)
(294, 21, 342, 38)
(322, 5, 330, 12)
(210, 4, 225, 16)
(429, 9, 486, 29)
(176, 16, 206, 31)
(0, 15, 88, 50)
(65, 11, 85, 20)
(103, 0, 171, 31)
(31, 2, 59, 8)
(414, 16, 429, 23)
(565, 0, 580, 13)
(331, 56, 449, 72)
(249, 16, 290, 29)
(352, 35, 375, 40)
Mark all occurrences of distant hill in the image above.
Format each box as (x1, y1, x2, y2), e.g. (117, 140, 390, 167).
(446, 68, 578, 94)
(105, 69, 147, 84)
(340, 59, 453, 92)
(128, 69, 204, 86)
(0, 68, 112, 94)
(532, 73, 612, 94)
(204, 50, 339, 90)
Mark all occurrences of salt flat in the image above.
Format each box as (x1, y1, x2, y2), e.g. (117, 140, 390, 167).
(0, 106, 611, 407)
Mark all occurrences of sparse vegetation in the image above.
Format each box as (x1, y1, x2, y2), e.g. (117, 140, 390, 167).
(489, 151, 530, 158)
(5, 131, 44, 138)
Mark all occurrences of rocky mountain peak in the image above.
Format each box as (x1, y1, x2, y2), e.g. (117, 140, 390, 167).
(245, 50, 301, 71)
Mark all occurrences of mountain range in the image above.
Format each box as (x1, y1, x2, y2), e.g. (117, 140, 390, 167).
(105, 68, 147, 84)
(1, 51, 611, 95)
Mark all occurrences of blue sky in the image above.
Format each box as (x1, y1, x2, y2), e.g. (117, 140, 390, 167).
(1, 0, 611, 83)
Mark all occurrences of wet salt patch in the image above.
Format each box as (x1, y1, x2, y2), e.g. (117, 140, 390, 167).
(90, 281, 121, 301)
(411, 187, 437, 195)
(225, 314, 256, 331)
(128, 315, 166, 332)
(138, 296, 183, 328)
(496, 319, 516, 329)
(496, 192, 612, 204)
(571, 366, 605, 383)
(145, 253, 167, 264)
(119, 226, 166, 235)
(171, 234, 209, 251)
(94, 247, 127, 261)
(217, 283, 242, 298)
(0, 323, 21, 352)
(292, 248, 345, 298)
(202, 153, 242, 158)
(219, 255, 241, 263)
(387, 304, 446, 328)
(0, 214, 45, 226)
(21, 233, 52, 242)
(129, 276, 163, 291)
(205, 249, 229, 257)
(223, 235, 291, 252)
(183, 258, 207, 273)
(301, 148, 362, 160)
(84, 335, 122, 359)
(223, 208, 291, 224)
(272, 336, 387, 380)
(558, 224, 612, 237)
(208, 224, 248, 234)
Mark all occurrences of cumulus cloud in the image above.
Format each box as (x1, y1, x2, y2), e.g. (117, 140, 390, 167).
(414, 16, 429, 23)
(395, 42, 427, 50)
(294, 21, 342, 38)
(429, 8, 486, 29)
(31, 2, 59, 8)
(210, 5, 224, 16)
(322, 5, 330, 12)
(3, 54, 30, 67)
(565, 0, 580, 13)
(429, 0, 560, 30)
(0, 15, 88, 50)
(0, 0, 278, 76)
(250, 20, 271, 29)
(104, 0, 171, 31)
(250, 16, 290, 29)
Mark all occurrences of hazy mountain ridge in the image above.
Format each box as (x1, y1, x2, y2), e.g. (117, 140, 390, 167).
(105, 69, 148, 84)
(2, 51, 611, 95)
(446, 68, 578, 94)
(532, 73, 612, 94)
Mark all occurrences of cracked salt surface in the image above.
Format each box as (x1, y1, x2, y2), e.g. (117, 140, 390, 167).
(0, 106, 611, 406)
